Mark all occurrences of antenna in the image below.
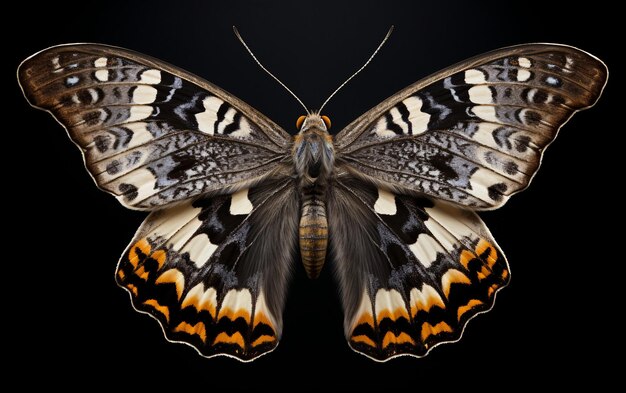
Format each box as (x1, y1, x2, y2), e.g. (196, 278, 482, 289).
(319, 26, 394, 113)
(233, 26, 310, 114)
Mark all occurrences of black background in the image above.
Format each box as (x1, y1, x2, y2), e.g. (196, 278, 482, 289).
(10, 0, 618, 390)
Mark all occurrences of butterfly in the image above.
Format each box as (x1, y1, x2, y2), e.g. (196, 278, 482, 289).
(18, 32, 607, 362)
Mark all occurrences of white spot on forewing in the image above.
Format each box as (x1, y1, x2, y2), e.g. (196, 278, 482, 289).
(94, 57, 108, 67)
(230, 189, 253, 215)
(461, 122, 500, 150)
(132, 85, 158, 104)
(517, 69, 531, 82)
(216, 107, 237, 134)
(373, 117, 397, 138)
(374, 188, 396, 215)
(220, 289, 253, 318)
(471, 106, 499, 122)
(470, 121, 537, 160)
(87, 88, 98, 103)
(51, 56, 61, 69)
(95, 69, 109, 82)
(126, 106, 153, 122)
(466, 168, 499, 203)
(546, 76, 560, 86)
(66, 76, 79, 86)
(518, 57, 531, 68)
(564, 56, 574, 73)
(124, 122, 153, 148)
(195, 96, 224, 134)
(468, 86, 493, 104)
(402, 95, 430, 134)
(228, 116, 253, 139)
(389, 107, 409, 134)
(408, 234, 444, 268)
(181, 234, 218, 268)
(140, 69, 162, 84)
(91, 127, 153, 175)
(464, 69, 486, 84)
(116, 168, 157, 204)
(374, 289, 405, 317)
(95, 150, 151, 183)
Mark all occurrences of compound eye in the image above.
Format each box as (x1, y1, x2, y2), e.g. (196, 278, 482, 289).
(321, 115, 331, 129)
(296, 115, 306, 130)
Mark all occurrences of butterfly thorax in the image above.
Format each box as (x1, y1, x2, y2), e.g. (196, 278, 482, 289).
(293, 115, 334, 183)
(293, 115, 334, 279)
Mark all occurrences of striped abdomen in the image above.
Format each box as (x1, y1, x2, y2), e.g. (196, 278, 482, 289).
(299, 197, 328, 279)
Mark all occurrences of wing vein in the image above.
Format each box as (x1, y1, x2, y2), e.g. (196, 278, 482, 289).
(335, 179, 396, 270)
(342, 133, 529, 184)
(341, 157, 492, 204)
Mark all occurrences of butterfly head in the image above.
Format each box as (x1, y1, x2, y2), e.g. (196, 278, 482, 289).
(294, 113, 334, 181)
(296, 114, 331, 132)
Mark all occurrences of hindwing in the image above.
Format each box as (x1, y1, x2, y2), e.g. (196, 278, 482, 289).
(116, 178, 299, 360)
(328, 175, 509, 360)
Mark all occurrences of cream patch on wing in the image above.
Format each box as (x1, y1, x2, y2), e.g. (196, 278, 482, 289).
(374, 188, 397, 215)
(230, 188, 253, 215)
(195, 96, 223, 135)
(140, 69, 162, 84)
(218, 288, 253, 324)
(409, 234, 445, 268)
(132, 86, 158, 104)
(182, 283, 217, 318)
(402, 95, 430, 134)
(409, 284, 446, 316)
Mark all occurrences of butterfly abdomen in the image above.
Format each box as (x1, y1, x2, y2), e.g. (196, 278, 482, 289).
(299, 191, 328, 279)
(294, 114, 334, 279)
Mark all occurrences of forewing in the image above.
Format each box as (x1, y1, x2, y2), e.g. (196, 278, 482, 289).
(335, 44, 607, 209)
(18, 44, 292, 210)
(328, 176, 509, 361)
(116, 178, 299, 361)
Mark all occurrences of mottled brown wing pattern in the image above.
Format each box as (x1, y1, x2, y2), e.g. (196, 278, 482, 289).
(328, 175, 509, 360)
(18, 44, 292, 210)
(116, 178, 299, 361)
(335, 44, 607, 209)
(18, 41, 608, 363)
